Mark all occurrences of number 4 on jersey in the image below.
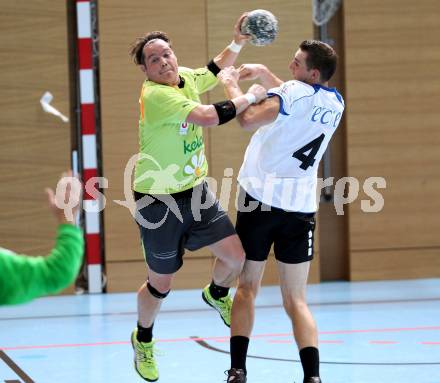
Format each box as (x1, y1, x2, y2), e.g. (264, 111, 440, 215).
(292, 133, 325, 170)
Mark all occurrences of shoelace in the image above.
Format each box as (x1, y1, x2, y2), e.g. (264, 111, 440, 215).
(216, 296, 231, 317)
(136, 344, 157, 367)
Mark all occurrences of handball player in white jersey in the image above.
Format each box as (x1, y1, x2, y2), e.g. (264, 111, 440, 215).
(221, 40, 344, 383)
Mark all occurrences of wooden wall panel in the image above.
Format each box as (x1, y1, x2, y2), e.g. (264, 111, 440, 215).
(0, 3, 71, 257)
(350, 248, 440, 281)
(344, 0, 440, 280)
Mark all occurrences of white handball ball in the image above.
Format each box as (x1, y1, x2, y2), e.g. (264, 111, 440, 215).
(240, 9, 279, 46)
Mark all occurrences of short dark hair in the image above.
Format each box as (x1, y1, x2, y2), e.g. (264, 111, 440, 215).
(299, 40, 337, 82)
(129, 31, 171, 66)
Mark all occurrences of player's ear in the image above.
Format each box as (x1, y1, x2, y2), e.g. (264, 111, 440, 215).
(140, 64, 147, 75)
(311, 68, 320, 83)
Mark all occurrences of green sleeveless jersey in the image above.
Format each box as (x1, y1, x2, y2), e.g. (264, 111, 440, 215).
(133, 66, 218, 194)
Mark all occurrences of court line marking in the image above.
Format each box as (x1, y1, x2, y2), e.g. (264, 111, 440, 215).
(0, 297, 439, 322)
(0, 350, 34, 383)
(1, 326, 439, 351)
(191, 337, 440, 366)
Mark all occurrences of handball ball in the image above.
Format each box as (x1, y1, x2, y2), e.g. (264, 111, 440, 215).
(240, 9, 278, 46)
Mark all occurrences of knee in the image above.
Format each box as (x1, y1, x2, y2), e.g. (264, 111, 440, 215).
(228, 237, 246, 269)
(143, 278, 172, 299)
(237, 279, 259, 300)
(282, 296, 307, 317)
(226, 248, 246, 272)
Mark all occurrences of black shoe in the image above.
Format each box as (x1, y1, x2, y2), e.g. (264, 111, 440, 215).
(226, 368, 247, 382)
(304, 378, 322, 383)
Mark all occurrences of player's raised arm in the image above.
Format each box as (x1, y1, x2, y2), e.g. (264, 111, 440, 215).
(212, 13, 250, 70)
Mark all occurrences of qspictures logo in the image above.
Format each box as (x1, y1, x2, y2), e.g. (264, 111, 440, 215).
(53, 153, 387, 230)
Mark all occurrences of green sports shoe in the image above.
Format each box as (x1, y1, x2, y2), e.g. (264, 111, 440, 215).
(131, 329, 159, 382)
(202, 284, 232, 327)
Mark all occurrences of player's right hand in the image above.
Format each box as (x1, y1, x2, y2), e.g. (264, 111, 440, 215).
(233, 13, 251, 46)
(238, 64, 266, 81)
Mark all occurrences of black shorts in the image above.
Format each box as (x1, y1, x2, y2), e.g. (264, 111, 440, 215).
(235, 189, 315, 264)
(134, 182, 236, 274)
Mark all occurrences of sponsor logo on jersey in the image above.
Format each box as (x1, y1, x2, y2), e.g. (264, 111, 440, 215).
(183, 151, 205, 178)
(280, 83, 290, 95)
(179, 122, 189, 135)
(183, 135, 204, 154)
(311, 105, 342, 127)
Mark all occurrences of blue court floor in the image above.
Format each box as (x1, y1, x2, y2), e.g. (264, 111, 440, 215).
(1, 278, 439, 383)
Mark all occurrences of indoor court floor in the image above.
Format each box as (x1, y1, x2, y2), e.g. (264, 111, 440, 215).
(0, 278, 439, 383)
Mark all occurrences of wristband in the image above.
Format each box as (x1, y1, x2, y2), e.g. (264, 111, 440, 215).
(244, 93, 257, 105)
(207, 59, 221, 76)
(227, 40, 243, 53)
(213, 100, 237, 125)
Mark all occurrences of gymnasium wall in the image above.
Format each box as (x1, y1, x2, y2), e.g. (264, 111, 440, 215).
(98, 0, 314, 292)
(0, 3, 72, 274)
(343, 0, 440, 280)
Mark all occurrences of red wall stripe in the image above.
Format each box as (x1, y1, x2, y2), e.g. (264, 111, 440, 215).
(86, 234, 101, 264)
(82, 168, 98, 200)
(76, 0, 102, 279)
(81, 103, 96, 135)
(78, 38, 93, 69)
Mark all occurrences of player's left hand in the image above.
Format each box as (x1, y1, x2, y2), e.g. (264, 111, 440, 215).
(46, 170, 82, 225)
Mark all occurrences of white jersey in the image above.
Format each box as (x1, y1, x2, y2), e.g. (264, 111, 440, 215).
(238, 80, 345, 212)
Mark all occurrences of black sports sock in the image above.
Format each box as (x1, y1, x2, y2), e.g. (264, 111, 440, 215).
(299, 346, 320, 380)
(209, 281, 229, 300)
(137, 322, 154, 343)
(230, 336, 249, 374)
